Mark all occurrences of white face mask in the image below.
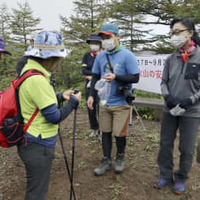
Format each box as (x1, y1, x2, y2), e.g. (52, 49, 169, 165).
(102, 38, 116, 51)
(90, 44, 100, 52)
(170, 35, 188, 48)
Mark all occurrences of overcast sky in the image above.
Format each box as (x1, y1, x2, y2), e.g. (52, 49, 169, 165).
(0, 0, 74, 31)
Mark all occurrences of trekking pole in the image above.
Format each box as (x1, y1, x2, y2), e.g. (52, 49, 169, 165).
(70, 107, 77, 200)
(58, 101, 76, 199)
(133, 105, 146, 130)
(128, 105, 133, 126)
(58, 124, 76, 199)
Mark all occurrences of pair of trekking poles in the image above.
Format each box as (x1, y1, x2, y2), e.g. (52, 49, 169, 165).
(58, 100, 78, 200)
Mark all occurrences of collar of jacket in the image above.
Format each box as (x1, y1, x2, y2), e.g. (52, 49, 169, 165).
(175, 45, 199, 58)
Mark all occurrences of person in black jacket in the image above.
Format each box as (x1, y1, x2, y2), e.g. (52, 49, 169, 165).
(82, 34, 102, 138)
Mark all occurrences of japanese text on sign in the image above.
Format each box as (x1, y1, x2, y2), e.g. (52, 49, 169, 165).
(133, 55, 169, 94)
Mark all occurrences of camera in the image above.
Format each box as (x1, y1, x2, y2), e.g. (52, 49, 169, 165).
(117, 84, 135, 105)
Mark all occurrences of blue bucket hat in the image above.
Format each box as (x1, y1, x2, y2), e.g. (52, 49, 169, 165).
(0, 36, 12, 55)
(86, 34, 101, 44)
(98, 24, 119, 36)
(25, 31, 71, 59)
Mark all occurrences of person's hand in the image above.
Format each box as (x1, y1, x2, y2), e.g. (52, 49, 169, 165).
(71, 91, 82, 103)
(85, 76, 92, 81)
(62, 90, 73, 100)
(179, 97, 192, 109)
(87, 96, 94, 109)
(104, 73, 116, 82)
(165, 95, 177, 109)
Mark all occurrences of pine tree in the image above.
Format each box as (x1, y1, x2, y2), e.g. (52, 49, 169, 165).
(0, 2, 41, 90)
(175, 0, 200, 23)
(59, 0, 106, 88)
(107, 0, 155, 51)
(0, 3, 11, 40)
(127, 0, 200, 53)
(0, 3, 15, 81)
(10, 1, 40, 49)
(61, 0, 106, 42)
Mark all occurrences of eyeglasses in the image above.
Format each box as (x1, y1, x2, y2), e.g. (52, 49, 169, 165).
(170, 29, 189, 36)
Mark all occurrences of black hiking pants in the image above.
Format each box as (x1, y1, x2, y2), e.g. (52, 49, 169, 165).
(158, 112, 200, 183)
(85, 87, 99, 130)
(18, 142, 54, 200)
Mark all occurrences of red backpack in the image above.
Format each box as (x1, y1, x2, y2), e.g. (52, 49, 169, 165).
(0, 69, 44, 148)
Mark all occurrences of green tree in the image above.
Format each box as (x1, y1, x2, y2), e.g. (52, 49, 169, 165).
(0, 3, 18, 82)
(0, 2, 41, 89)
(10, 1, 40, 49)
(128, 0, 200, 53)
(59, 0, 107, 89)
(175, 0, 200, 23)
(0, 3, 11, 40)
(60, 0, 106, 42)
(108, 0, 155, 51)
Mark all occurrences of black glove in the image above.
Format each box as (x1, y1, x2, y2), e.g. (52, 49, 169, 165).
(179, 98, 192, 109)
(165, 95, 177, 109)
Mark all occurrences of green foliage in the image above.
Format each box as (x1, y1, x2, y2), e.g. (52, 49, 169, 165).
(56, 47, 85, 90)
(59, 0, 107, 92)
(173, 0, 200, 22)
(109, 182, 121, 196)
(135, 107, 155, 120)
(113, 0, 200, 52)
(148, 134, 159, 144)
(60, 0, 104, 42)
(0, 2, 42, 92)
(10, 1, 41, 47)
(0, 68, 15, 91)
(0, 3, 11, 40)
(133, 89, 163, 120)
(78, 161, 88, 168)
(0, 51, 17, 91)
(134, 89, 163, 99)
(109, 0, 153, 51)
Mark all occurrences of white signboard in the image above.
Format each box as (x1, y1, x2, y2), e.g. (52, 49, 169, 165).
(134, 55, 169, 94)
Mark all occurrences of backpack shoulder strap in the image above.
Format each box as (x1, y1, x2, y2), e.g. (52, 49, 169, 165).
(106, 53, 114, 73)
(14, 69, 45, 132)
(14, 69, 45, 89)
(23, 108, 39, 132)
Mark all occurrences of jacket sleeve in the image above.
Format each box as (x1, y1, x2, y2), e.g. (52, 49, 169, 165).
(82, 65, 93, 76)
(41, 96, 79, 124)
(115, 74, 139, 83)
(82, 53, 93, 76)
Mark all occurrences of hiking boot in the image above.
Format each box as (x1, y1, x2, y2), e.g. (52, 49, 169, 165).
(115, 155, 124, 174)
(90, 130, 98, 137)
(153, 178, 173, 189)
(94, 157, 112, 176)
(173, 182, 185, 194)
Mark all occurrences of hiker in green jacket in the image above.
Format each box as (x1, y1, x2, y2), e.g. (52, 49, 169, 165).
(17, 30, 81, 200)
